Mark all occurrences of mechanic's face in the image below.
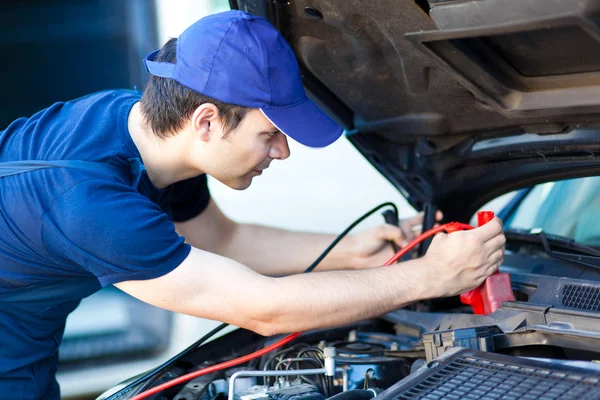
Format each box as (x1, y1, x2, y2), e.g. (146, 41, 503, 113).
(205, 109, 290, 190)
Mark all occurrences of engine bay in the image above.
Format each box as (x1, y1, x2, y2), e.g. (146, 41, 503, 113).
(119, 265, 600, 400)
(100, 204, 600, 400)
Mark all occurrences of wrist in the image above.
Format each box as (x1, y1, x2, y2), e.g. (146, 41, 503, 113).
(343, 234, 364, 270)
(407, 257, 440, 300)
(323, 234, 363, 271)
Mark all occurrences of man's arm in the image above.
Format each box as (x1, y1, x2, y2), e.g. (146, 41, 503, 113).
(174, 199, 414, 276)
(116, 218, 505, 336)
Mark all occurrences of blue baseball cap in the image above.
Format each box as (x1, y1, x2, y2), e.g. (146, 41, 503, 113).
(143, 10, 343, 148)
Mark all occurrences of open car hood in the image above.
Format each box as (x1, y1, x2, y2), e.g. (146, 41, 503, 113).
(232, 0, 600, 220)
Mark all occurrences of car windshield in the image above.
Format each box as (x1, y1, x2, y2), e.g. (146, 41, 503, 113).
(503, 176, 600, 248)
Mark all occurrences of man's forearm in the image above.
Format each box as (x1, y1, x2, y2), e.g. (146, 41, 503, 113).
(221, 223, 359, 276)
(250, 260, 431, 335)
(173, 200, 360, 275)
(116, 247, 435, 337)
(118, 217, 505, 337)
(183, 251, 435, 336)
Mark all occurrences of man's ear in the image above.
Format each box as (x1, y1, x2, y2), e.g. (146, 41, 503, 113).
(191, 103, 221, 142)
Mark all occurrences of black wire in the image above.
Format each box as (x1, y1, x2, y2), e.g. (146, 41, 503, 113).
(280, 357, 322, 384)
(264, 344, 308, 371)
(304, 202, 398, 273)
(295, 348, 327, 395)
(327, 376, 335, 397)
(128, 322, 229, 395)
(122, 202, 398, 398)
(297, 347, 324, 360)
(263, 344, 316, 385)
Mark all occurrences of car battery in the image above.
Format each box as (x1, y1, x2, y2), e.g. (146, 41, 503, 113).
(422, 326, 495, 362)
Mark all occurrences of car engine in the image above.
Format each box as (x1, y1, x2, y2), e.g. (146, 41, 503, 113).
(101, 211, 600, 400)
(152, 264, 600, 400)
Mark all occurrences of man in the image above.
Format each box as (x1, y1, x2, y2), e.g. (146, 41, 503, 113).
(0, 10, 505, 400)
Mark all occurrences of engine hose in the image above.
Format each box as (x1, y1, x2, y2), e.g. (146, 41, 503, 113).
(326, 389, 377, 400)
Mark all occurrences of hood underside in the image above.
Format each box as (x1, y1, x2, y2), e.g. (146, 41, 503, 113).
(232, 0, 600, 219)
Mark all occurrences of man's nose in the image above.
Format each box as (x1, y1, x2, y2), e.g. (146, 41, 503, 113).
(269, 133, 290, 160)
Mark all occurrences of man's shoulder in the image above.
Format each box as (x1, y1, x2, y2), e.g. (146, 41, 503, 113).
(63, 89, 141, 111)
(50, 173, 145, 205)
(41, 175, 159, 236)
(69, 88, 141, 102)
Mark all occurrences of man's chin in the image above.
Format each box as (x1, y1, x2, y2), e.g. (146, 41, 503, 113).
(219, 176, 254, 191)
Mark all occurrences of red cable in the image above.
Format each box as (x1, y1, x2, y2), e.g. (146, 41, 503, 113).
(382, 222, 473, 266)
(130, 223, 473, 399)
(130, 332, 302, 400)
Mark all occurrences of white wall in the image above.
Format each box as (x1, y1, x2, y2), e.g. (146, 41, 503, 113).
(156, 0, 229, 44)
(208, 138, 415, 233)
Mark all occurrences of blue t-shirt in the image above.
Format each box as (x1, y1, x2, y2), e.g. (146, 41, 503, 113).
(0, 89, 210, 398)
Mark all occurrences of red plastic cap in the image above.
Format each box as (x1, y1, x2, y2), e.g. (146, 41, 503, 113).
(481, 273, 515, 314)
(460, 290, 485, 315)
(477, 211, 495, 226)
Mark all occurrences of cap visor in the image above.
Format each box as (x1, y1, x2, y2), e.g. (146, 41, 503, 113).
(261, 97, 343, 148)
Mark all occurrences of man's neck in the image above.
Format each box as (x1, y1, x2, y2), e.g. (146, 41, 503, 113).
(127, 102, 203, 189)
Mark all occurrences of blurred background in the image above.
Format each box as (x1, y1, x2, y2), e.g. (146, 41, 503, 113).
(3, 1, 599, 399)
(0, 1, 415, 398)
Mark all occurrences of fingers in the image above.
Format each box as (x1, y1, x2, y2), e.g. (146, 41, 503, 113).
(472, 249, 504, 282)
(402, 213, 423, 237)
(407, 210, 443, 224)
(407, 212, 424, 224)
(484, 233, 506, 254)
(435, 210, 444, 222)
(473, 217, 504, 242)
(401, 213, 424, 239)
(399, 210, 445, 238)
(484, 249, 504, 275)
(379, 224, 408, 247)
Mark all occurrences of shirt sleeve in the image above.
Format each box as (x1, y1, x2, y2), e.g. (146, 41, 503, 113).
(159, 174, 211, 223)
(41, 178, 191, 287)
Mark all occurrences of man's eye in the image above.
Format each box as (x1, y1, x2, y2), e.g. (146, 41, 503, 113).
(266, 131, 278, 137)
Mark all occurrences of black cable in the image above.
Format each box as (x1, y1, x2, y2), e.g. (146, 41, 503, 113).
(304, 202, 399, 273)
(263, 345, 305, 385)
(297, 347, 324, 360)
(382, 209, 401, 253)
(128, 322, 229, 395)
(298, 349, 327, 396)
(119, 202, 398, 398)
(264, 344, 308, 371)
(327, 376, 335, 397)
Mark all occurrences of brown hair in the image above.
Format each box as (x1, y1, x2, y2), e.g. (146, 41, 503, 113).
(140, 38, 251, 138)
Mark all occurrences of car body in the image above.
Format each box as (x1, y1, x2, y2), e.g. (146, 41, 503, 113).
(98, 0, 600, 399)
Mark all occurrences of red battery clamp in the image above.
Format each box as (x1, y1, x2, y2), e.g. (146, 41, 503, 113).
(383, 211, 514, 316)
(456, 211, 515, 315)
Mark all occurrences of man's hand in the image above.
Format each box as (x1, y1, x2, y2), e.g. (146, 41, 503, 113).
(421, 216, 506, 298)
(348, 211, 443, 269)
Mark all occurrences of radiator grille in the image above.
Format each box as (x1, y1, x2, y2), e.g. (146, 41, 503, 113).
(396, 356, 600, 399)
(562, 283, 600, 312)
